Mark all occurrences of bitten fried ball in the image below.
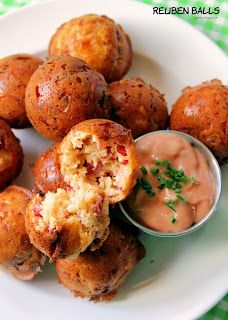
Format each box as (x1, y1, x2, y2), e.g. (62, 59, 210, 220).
(48, 14, 132, 83)
(170, 79, 228, 164)
(25, 186, 110, 260)
(59, 119, 140, 203)
(25, 55, 109, 141)
(0, 119, 23, 190)
(25, 119, 139, 260)
(0, 186, 45, 280)
(33, 143, 67, 194)
(56, 221, 145, 302)
(108, 77, 168, 138)
(0, 54, 42, 128)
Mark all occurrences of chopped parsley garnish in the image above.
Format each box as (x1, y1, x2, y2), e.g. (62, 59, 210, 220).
(189, 176, 196, 184)
(157, 177, 167, 189)
(151, 167, 159, 174)
(171, 216, 177, 224)
(180, 176, 187, 182)
(137, 159, 195, 215)
(176, 182, 182, 189)
(166, 199, 177, 212)
(147, 190, 156, 197)
(140, 177, 151, 188)
(140, 166, 148, 174)
(166, 179, 174, 189)
(137, 178, 155, 197)
(176, 194, 189, 204)
(160, 160, 169, 168)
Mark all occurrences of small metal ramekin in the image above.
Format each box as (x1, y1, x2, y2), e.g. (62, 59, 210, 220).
(119, 130, 222, 237)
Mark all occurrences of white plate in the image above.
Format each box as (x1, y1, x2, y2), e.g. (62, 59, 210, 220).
(0, 0, 228, 319)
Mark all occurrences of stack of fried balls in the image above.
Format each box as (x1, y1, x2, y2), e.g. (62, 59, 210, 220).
(0, 13, 227, 302)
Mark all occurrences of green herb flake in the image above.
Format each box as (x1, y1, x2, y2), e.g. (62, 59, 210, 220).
(147, 190, 156, 197)
(151, 167, 159, 174)
(143, 186, 152, 191)
(177, 194, 189, 204)
(166, 199, 176, 212)
(171, 182, 178, 190)
(161, 160, 170, 168)
(157, 177, 167, 190)
(140, 166, 148, 174)
(166, 179, 174, 189)
(180, 176, 187, 182)
(140, 177, 151, 188)
(171, 216, 177, 224)
(176, 182, 182, 189)
(137, 159, 195, 204)
(138, 177, 156, 197)
(189, 176, 196, 184)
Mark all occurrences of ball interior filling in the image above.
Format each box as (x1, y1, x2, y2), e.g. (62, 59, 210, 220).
(60, 131, 131, 199)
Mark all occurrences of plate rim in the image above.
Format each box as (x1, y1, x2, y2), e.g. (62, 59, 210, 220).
(0, 0, 227, 63)
(0, 0, 227, 319)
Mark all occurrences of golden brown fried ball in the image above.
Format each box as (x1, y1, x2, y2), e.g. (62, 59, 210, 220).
(0, 54, 42, 128)
(59, 119, 140, 203)
(25, 55, 109, 141)
(170, 79, 228, 164)
(0, 119, 23, 190)
(56, 221, 145, 302)
(48, 14, 132, 83)
(25, 119, 139, 260)
(25, 186, 109, 260)
(108, 77, 168, 138)
(33, 143, 67, 194)
(0, 186, 45, 280)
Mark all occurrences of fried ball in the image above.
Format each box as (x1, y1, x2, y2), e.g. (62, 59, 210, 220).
(170, 79, 228, 164)
(59, 119, 140, 203)
(0, 54, 42, 128)
(26, 119, 139, 260)
(25, 186, 110, 260)
(33, 143, 67, 194)
(25, 55, 109, 141)
(108, 77, 168, 138)
(48, 14, 132, 83)
(0, 186, 45, 280)
(0, 119, 23, 190)
(56, 221, 145, 302)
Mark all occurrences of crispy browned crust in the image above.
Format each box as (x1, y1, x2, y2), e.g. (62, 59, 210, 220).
(59, 119, 140, 203)
(0, 185, 45, 280)
(108, 77, 168, 138)
(56, 221, 145, 302)
(33, 143, 67, 194)
(25, 55, 110, 141)
(0, 185, 33, 263)
(0, 119, 24, 190)
(2, 246, 45, 281)
(170, 79, 228, 164)
(0, 54, 42, 128)
(48, 14, 132, 83)
(25, 194, 81, 260)
(71, 118, 134, 145)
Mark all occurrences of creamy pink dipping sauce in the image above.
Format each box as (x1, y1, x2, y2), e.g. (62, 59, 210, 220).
(126, 132, 215, 233)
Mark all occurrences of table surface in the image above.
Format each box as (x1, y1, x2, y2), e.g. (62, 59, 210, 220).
(0, 0, 227, 319)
